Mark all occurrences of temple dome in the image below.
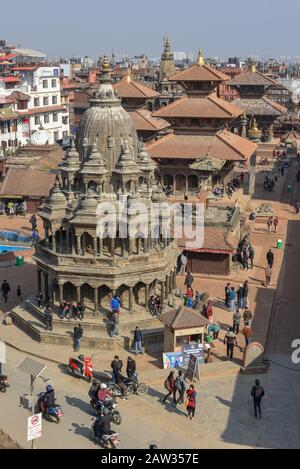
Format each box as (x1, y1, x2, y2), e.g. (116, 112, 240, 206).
(77, 75, 139, 168)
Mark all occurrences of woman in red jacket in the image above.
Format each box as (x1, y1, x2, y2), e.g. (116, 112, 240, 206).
(186, 384, 196, 420)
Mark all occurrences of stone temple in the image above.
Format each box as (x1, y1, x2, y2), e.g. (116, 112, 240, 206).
(33, 55, 179, 325)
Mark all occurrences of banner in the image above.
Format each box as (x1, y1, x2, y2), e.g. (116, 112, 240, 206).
(162, 352, 183, 370)
(182, 343, 204, 366)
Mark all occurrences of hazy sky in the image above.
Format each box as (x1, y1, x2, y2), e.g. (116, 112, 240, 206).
(3, 0, 300, 60)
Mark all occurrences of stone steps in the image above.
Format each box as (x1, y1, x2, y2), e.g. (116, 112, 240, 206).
(10, 301, 164, 351)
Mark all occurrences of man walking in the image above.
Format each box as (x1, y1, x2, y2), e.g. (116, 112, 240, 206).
(163, 371, 176, 405)
(16, 285, 23, 302)
(225, 283, 231, 309)
(267, 217, 273, 233)
(242, 280, 249, 309)
(228, 287, 237, 313)
(44, 304, 53, 331)
(266, 249, 274, 269)
(74, 323, 83, 352)
(236, 284, 243, 312)
(249, 245, 255, 269)
(224, 328, 237, 361)
(134, 326, 143, 354)
(180, 252, 188, 274)
(175, 370, 186, 405)
(265, 265, 272, 287)
(184, 271, 194, 289)
(242, 321, 253, 349)
(251, 379, 265, 419)
(273, 216, 279, 233)
(233, 310, 241, 334)
(1, 280, 11, 303)
(111, 355, 123, 383)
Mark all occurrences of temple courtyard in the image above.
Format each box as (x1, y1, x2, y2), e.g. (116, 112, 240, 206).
(0, 155, 300, 448)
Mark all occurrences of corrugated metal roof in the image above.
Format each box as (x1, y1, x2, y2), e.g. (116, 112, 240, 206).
(18, 357, 47, 378)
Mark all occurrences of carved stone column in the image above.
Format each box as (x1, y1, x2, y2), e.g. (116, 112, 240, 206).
(76, 286, 81, 303)
(94, 287, 98, 315)
(58, 283, 63, 305)
(129, 287, 133, 311)
(93, 237, 98, 257)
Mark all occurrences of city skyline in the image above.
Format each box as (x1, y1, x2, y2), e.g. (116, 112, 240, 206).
(4, 0, 300, 60)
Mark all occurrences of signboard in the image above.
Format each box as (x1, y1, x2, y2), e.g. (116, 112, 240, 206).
(22, 118, 29, 138)
(186, 354, 198, 381)
(182, 343, 204, 366)
(162, 352, 183, 370)
(27, 413, 42, 441)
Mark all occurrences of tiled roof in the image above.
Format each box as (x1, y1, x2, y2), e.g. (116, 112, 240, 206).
(128, 109, 170, 132)
(232, 97, 287, 116)
(0, 168, 56, 197)
(177, 226, 238, 253)
(113, 78, 158, 99)
(17, 105, 66, 116)
(227, 70, 277, 87)
(169, 64, 230, 83)
(159, 306, 209, 330)
(10, 90, 30, 101)
(147, 130, 257, 161)
(153, 94, 243, 119)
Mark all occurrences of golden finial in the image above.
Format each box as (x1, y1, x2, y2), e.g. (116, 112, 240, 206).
(102, 54, 110, 71)
(251, 118, 259, 131)
(251, 63, 256, 73)
(197, 49, 204, 66)
(125, 66, 131, 83)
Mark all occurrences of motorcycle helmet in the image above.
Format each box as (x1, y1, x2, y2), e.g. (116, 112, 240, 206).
(46, 384, 53, 392)
(78, 355, 84, 362)
(100, 383, 107, 390)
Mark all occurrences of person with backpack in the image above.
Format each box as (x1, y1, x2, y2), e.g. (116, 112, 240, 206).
(251, 379, 265, 419)
(175, 370, 186, 405)
(186, 384, 197, 420)
(163, 371, 176, 405)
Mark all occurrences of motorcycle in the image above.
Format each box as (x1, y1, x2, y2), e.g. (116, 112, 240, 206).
(36, 392, 63, 423)
(0, 375, 9, 393)
(109, 373, 148, 398)
(67, 356, 93, 382)
(90, 421, 120, 449)
(90, 398, 122, 425)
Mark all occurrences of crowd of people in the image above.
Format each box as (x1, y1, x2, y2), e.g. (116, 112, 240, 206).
(0, 200, 27, 216)
(236, 236, 255, 270)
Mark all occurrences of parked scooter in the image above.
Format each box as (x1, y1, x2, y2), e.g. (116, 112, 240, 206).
(36, 392, 63, 423)
(0, 375, 9, 393)
(67, 355, 93, 382)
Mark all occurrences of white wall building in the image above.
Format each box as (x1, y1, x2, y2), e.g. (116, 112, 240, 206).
(0, 65, 69, 152)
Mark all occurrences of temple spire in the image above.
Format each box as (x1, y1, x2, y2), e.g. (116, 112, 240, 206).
(197, 49, 204, 66)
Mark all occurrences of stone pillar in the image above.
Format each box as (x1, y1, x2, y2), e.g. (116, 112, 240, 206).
(66, 228, 69, 253)
(76, 286, 81, 303)
(58, 283, 63, 304)
(137, 238, 141, 255)
(94, 287, 98, 315)
(161, 280, 165, 306)
(76, 235, 81, 255)
(71, 232, 75, 255)
(144, 237, 148, 253)
(43, 272, 49, 295)
(268, 123, 274, 142)
(172, 269, 177, 290)
(129, 287, 133, 311)
(37, 269, 42, 293)
(112, 289, 116, 297)
(93, 237, 97, 257)
(81, 234, 86, 255)
(168, 274, 172, 294)
(111, 237, 115, 258)
(128, 238, 132, 256)
(121, 239, 125, 257)
(99, 237, 103, 257)
(58, 229, 62, 253)
(145, 284, 149, 307)
(52, 231, 56, 252)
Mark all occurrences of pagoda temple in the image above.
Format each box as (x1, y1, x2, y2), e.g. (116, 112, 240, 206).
(33, 56, 179, 315)
(113, 69, 170, 141)
(226, 64, 287, 141)
(148, 50, 257, 197)
(158, 37, 183, 107)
